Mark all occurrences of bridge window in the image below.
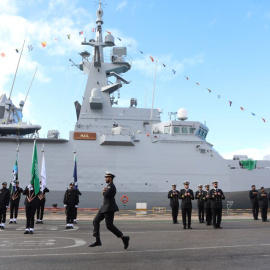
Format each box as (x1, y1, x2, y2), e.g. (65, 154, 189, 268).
(190, 127, 196, 134)
(182, 127, 188, 133)
(174, 127, 180, 133)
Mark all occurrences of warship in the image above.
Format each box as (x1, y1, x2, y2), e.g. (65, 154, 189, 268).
(1, 2, 270, 210)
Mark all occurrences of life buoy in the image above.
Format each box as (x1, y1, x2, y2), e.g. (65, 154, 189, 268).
(121, 195, 129, 203)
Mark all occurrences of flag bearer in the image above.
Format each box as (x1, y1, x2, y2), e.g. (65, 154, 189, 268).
(9, 180, 23, 224)
(0, 182, 10, 229)
(63, 182, 79, 229)
(36, 181, 50, 224)
(23, 184, 38, 234)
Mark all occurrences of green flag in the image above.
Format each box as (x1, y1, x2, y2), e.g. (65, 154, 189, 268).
(30, 140, 40, 195)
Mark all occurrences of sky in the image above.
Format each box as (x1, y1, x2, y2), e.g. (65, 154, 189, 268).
(1, 0, 270, 160)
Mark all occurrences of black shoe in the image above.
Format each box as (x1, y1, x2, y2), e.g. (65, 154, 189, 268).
(9, 221, 13, 224)
(40, 221, 44, 224)
(73, 221, 77, 224)
(214, 226, 217, 229)
(14, 221, 17, 224)
(183, 226, 186, 229)
(29, 231, 34, 234)
(89, 241, 102, 247)
(65, 226, 70, 229)
(173, 222, 179, 224)
(36, 221, 40, 224)
(188, 226, 192, 229)
(24, 230, 29, 234)
(219, 227, 222, 229)
(1, 226, 5, 230)
(122, 236, 130, 249)
(206, 223, 211, 226)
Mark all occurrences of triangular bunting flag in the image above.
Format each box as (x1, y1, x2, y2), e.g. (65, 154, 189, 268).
(117, 37, 121, 41)
(79, 31, 83, 35)
(229, 101, 232, 106)
(67, 34, 71, 39)
(41, 41, 47, 48)
(207, 88, 211, 93)
(172, 69, 176, 74)
(262, 118, 266, 122)
(240, 107, 244, 111)
(185, 76, 189, 80)
(106, 31, 111, 34)
(150, 56, 154, 62)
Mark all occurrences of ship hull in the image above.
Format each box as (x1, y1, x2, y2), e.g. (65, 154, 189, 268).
(1, 131, 270, 210)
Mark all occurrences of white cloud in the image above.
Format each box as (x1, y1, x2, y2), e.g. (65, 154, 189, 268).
(0, 0, 18, 15)
(116, 1, 127, 12)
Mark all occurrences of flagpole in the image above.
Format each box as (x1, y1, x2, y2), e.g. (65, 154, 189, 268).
(150, 60, 158, 126)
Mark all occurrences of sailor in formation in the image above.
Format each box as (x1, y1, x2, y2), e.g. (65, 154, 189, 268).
(249, 185, 259, 220)
(23, 184, 38, 234)
(258, 187, 269, 222)
(9, 180, 23, 224)
(168, 184, 180, 224)
(179, 181, 194, 229)
(63, 182, 79, 229)
(203, 184, 212, 226)
(195, 184, 204, 223)
(0, 182, 10, 229)
(209, 181, 225, 229)
(36, 181, 50, 224)
(73, 187, 82, 224)
(89, 172, 130, 249)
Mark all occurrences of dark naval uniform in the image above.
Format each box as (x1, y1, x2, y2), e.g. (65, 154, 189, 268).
(0, 183, 10, 229)
(10, 184, 23, 223)
(168, 189, 180, 224)
(209, 187, 225, 228)
(36, 187, 50, 223)
(249, 188, 259, 220)
(195, 188, 204, 223)
(93, 182, 123, 238)
(203, 189, 212, 225)
(23, 186, 39, 233)
(179, 187, 194, 229)
(258, 190, 268, 222)
(73, 189, 82, 223)
(63, 185, 79, 228)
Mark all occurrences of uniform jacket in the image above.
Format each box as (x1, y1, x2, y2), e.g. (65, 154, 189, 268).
(100, 182, 119, 213)
(209, 188, 225, 208)
(195, 190, 204, 206)
(10, 186, 23, 204)
(179, 189, 194, 209)
(63, 189, 79, 206)
(0, 187, 10, 207)
(202, 190, 211, 209)
(168, 190, 179, 207)
(23, 187, 38, 207)
(258, 191, 268, 208)
(37, 187, 50, 201)
(249, 189, 259, 204)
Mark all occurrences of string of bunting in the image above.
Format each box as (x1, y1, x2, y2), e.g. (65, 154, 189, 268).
(0, 27, 266, 124)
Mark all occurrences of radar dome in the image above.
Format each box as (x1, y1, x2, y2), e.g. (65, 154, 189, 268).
(177, 108, 188, 121)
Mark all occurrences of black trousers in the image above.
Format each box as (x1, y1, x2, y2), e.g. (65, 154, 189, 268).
(212, 207, 222, 228)
(25, 204, 37, 228)
(0, 206, 7, 223)
(74, 207, 78, 219)
(93, 210, 123, 238)
(260, 206, 268, 221)
(181, 208, 192, 226)
(66, 205, 76, 224)
(36, 199, 46, 220)
(171, 206, 179, 223)
(10, 201, 20, 219)
(198, 205, 204, 222)
(251, 203, 259, 220)
(205, 207, 212, 224)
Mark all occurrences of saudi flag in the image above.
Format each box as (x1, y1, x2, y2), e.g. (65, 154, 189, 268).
(30, 140, 40, 195)
(9, 156, 18, 194)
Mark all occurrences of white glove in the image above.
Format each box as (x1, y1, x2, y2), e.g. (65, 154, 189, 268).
(64, 204, 67, 207)
(27, 184, 33, 190)
(6, 206, 8, 208)
(75, 205, 78, 208)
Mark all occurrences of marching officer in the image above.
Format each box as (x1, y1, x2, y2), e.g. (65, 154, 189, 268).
(179, 181, 194, 229)
(258, 187, 268, 222)
(203, 184, 212, 226)
(36, 181, 50, 224)
(249, 185, 259, 220)
(0, 182, 10, 229)
(209, 181, 225, 229)
(89, 172, 130, 249)
(23, 184, 38, 234)
(63, 182, 79, 229)
(168, 184, 180, 224)
(9, 180, 23, 224)
(195, 184, 204, 223)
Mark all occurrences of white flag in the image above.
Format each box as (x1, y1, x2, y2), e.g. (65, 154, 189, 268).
(40, 151, 46, 192)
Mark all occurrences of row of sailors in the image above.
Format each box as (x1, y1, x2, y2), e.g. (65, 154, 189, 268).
(168, 181, 225, 229)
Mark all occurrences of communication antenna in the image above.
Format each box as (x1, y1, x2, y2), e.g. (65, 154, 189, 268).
(69, 59, 80, 70)
(94, 0, 107, 8)
(24, 67, 38, 106)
